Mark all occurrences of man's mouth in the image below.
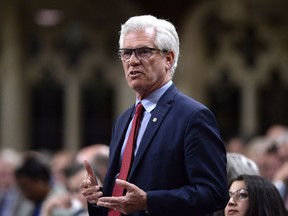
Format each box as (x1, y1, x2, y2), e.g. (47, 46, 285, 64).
(129, 71, 141, 76)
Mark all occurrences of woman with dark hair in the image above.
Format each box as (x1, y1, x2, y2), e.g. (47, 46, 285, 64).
(225, 174, 287, 216)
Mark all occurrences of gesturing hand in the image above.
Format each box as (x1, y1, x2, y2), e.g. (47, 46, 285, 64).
(80, 160, 103, 204)
(97, 179, 147, 215)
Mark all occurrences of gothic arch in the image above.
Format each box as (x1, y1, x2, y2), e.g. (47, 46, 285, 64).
(178, 0, 288, 138)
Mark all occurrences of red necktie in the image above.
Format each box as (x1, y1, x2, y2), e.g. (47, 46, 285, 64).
(109, 103, 144, 216)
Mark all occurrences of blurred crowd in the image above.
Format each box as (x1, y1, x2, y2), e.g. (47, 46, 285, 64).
(1, 123, 288, 216)
(0, 144, 109, 216)
(225, 124, 288, 208)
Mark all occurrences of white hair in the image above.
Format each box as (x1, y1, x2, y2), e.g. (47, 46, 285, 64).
(119, 15, 180, 77)
(227, 153, 260, 182)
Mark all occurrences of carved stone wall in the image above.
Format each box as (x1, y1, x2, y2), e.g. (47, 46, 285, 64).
(178, 0, 288, 139)
(1, 0, 287, 150)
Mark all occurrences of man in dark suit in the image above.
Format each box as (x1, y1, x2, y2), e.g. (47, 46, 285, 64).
(80, 15, 228, 216)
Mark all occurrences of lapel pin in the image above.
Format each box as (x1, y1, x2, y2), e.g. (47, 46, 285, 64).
(152, 117, 157, 123)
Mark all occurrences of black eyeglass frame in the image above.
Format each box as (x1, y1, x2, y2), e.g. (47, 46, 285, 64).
(117, 47, 168, 62)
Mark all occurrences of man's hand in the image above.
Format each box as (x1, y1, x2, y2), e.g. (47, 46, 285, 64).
(97, 179, 147, 215)
(80, 160, 103, 204)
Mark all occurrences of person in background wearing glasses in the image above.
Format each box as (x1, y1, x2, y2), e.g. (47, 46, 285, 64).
(80, 15, 228, 216)
(225, 174, 287, 216)
(214, 153, 260, 216)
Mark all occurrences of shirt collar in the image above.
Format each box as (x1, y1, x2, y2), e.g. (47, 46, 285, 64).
(136, 80, 173, 113)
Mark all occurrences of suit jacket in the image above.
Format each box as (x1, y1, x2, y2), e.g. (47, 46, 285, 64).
(88, 84, 228, 216)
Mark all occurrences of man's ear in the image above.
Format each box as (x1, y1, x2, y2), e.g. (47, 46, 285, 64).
(165, 51, 174, 70)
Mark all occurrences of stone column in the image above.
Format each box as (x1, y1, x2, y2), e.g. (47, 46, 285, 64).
(0, 0, 27, 151)
(63, 73, 81, 151)
(240, 76, 258, 137)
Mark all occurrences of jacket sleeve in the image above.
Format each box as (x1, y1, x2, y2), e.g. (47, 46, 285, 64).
(88, 202, 106, 216)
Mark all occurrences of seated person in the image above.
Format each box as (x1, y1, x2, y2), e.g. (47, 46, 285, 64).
(225, 174, 287, 216)
(214, 153, 260, 216)
(40, 162, 89, 216)
(226, 153, 260, 182)
(41, 145, 110, 216)
(15, 151, 66, 216)
(0, 148, 30, 216)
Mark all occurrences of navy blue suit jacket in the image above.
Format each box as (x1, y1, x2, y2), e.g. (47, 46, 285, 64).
(88, 84, 228, 216)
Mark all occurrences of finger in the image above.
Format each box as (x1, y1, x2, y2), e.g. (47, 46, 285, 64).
(83, 160, 95, 176)
(83, 160, 98, 185)
(80, 179, 91, 189)
(97, 196, 122, 207)
(86, 191, 103, 203)
(97, 200, 118, 210)
(115, 179, 135, 191)
(81, 186, 102, 196)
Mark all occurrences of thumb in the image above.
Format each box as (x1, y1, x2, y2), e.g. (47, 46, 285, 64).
(115, 179, 134, 191)
(83, 160, 98, 185)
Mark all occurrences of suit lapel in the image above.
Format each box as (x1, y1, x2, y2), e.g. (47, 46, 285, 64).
(110, 108, 133, 160)
(128, 85, 178, 179)
(105, 106, 134, 192)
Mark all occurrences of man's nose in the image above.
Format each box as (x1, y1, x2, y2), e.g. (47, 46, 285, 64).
(128, 51, 140, 63)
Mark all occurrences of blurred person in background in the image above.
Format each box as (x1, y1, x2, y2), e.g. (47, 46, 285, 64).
(225, 136, 246, 155)
(50, 150, 75, 188)
(41, 147, 109, 216)
(41, 162, 88, 216)
(89, 150, 109, 187)
(244, 136, 282, 181)
(260, 144, 282, 181)
(75, 144, 109, 163)
(273, 132, 288, 209)
(224, 174, 287, 216)
(15, 151, 67, 216)
(226, 153, 260, 183)
(75, 144, 109, 186)
(0, 148, 31, 216)
(275, 132, 288, 162)
(265, 124, 288, 141)
(214, 153, 260, 216)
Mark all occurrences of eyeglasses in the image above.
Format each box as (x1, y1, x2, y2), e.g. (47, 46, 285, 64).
(118, 47, 167, 62)
(229, 188, 249, 202)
